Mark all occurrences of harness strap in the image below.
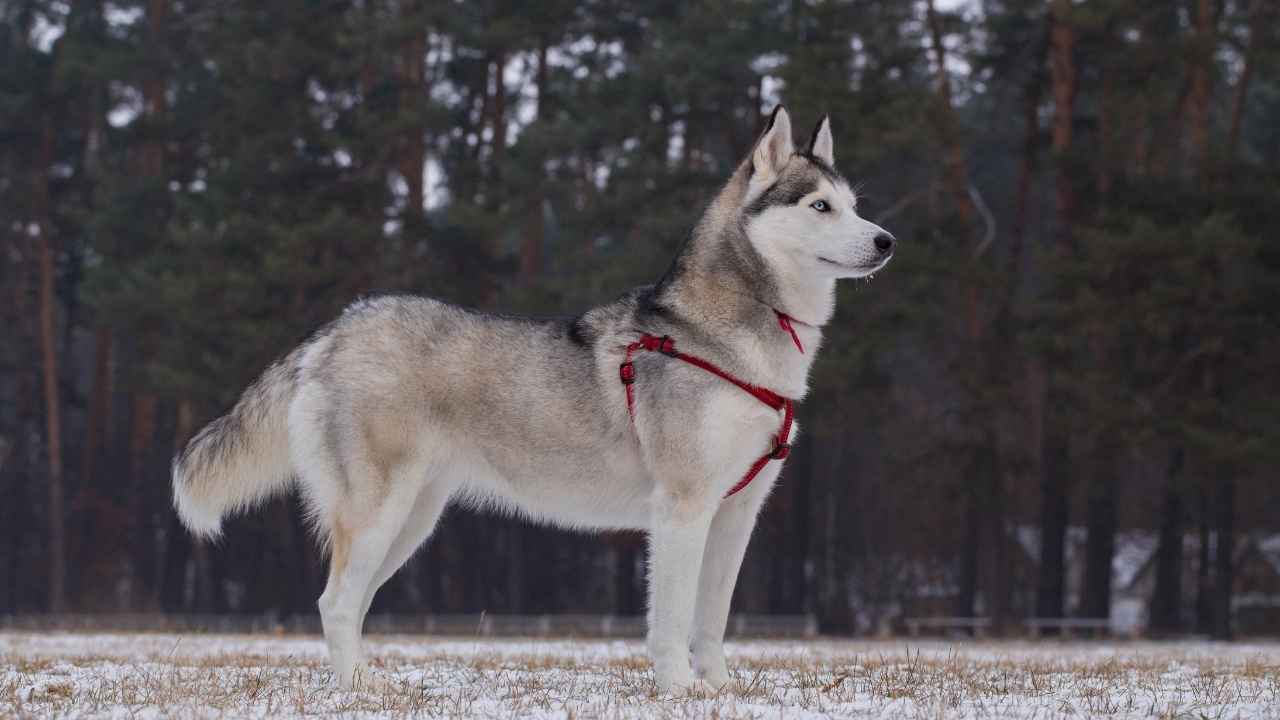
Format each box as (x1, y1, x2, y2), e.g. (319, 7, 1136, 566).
(619, 332, 796, 499)
(776, 312, 805, 354)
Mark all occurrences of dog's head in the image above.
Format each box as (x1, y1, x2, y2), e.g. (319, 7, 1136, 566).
(740, 107, 894, 280)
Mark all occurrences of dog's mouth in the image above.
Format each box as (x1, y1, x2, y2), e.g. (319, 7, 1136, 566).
(819, 255, 892, 272)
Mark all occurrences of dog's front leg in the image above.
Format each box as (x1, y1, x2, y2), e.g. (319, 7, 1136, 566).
(647, 489, 718, 695)
(690, 464, 779, 690)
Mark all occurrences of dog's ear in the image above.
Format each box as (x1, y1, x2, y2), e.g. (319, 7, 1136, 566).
(751, 106, 794, 182)
(808, 115, 834, 166)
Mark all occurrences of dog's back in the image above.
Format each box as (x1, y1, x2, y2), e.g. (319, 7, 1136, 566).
(172, 107, 891, 693)
(174, 293, 654, 539)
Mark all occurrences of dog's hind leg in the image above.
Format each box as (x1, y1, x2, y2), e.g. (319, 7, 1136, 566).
(689, 463, 780, 690)
(317, 462, 418, 690)
(357, 478, 452, 630)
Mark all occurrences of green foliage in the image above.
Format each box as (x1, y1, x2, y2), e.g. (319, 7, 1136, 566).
(1049, 209, 1279, 463)
(4, 0, 1280, 619)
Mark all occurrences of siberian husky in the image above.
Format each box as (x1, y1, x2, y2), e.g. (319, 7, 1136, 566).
(173, 106, 894, 694)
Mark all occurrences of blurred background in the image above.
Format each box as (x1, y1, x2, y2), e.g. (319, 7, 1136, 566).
(2, 0, 1279, 639)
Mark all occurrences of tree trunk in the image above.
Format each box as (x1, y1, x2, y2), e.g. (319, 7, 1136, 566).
(75, 329, 111, 601)
(959, 443, 997, 626)
(400, 23, 427, 226)
(955, 458, 982, 622)
(128, 392, 158, 608)
(1150, 451, 1185, 635)
(1096, 73, 1115, 204)
(504, 523, 522, 612)
(1195, 484, 1213, 634)
(1008, 57, 1043, 276)
(1078, 13, 1123, 619)
(490, 50, 507, 184)
(788, 432, 811, 615)
(1036, 441, 1070, 622)
(615, 541, 639, 614)
(468, 78, 489, 176)
(1187, 0, 1214, 182)
(993, 28, 1047, 633)
(81, 327, 112, 490)
(158, 400, 197, 611)
(924, 0, 976, 229)
(816, 442, 853, 634)
(520, 39, 549, 285)
(38, 205, 67, 615)
(1213, 478, 1234, 639)
(1048, 0, 1077, 249)
(120, 0, 168, 612)
(929, 0, 1005, 631)
(1032, 0, 1079, 628)
(1081, 445, 1117, 619)
(143, 0, 168, 178)
(159, 511, 190, 612)
(4, 224, 37, 613)
(4, 398, 31, 611)
(36, 102, 67, 613)
(1225, 0, 1263, 166)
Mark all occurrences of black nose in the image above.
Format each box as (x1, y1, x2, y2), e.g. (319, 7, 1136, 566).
(874, 232, 895, 254)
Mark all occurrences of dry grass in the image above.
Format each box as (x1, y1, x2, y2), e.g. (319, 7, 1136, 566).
(2, 632, 1278, 718)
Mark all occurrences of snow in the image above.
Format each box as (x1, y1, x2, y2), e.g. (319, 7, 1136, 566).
(1257, 535, 1280, 576)
(2, 632, 1278, 718)
(1112, 531, 1160, 591)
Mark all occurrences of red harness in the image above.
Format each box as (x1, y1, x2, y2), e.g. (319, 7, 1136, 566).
(618, 311, 801, 498)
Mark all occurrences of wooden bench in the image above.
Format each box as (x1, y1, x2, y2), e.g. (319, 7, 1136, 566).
(1024, 618, 1110, 638)
(902, 617, 993, 638)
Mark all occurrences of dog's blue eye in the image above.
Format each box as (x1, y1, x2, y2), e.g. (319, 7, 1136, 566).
(810, 200, 829, 212)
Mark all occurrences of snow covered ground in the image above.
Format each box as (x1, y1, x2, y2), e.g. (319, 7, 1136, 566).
(2, 632, 1278, 718)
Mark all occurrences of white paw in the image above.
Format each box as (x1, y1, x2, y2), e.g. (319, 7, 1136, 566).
(696, 662, 733, 692)
(653, 660, 696, 694)
(655, 658, 727, 697)
(692, 644, 734, 692)
(657, 674, 717, 697)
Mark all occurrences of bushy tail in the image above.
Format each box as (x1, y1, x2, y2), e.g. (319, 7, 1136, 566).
(172, 354, 299, 538)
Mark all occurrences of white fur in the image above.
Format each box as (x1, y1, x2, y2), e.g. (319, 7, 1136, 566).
(747, 177, 892, 288)
(810, 116, 835, 166)
(753, 109, 794, 185)
(172, 107, 889, 696)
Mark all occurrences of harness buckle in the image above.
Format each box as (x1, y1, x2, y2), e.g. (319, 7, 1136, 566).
(769, 440, 791, 460)
(619, 361, 636, 385)
(658, 335, 677, 356)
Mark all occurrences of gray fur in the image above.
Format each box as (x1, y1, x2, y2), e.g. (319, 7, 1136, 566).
(171, 107, 893, 693)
